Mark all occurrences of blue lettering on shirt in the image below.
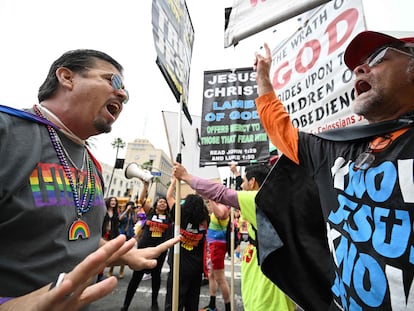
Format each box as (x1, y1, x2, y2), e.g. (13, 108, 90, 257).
(328, 158, 414, 309)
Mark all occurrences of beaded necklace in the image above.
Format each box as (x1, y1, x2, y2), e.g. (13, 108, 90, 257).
(54, 132, 87, 173)
(33, 105, 95, 240)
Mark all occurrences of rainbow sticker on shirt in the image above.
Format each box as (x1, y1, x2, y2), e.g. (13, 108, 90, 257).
(68, 219, 90, 240)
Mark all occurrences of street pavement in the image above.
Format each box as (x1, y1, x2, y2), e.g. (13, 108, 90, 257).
(90, 255, 244, 311)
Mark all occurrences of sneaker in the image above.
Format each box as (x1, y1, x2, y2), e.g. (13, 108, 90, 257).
(199, 307, 217, 311)
(142, 273, 152, 280)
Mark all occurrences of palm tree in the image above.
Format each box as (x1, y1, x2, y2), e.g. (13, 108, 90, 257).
(105, 137, 126, 197)
(141, 160, 153, 171)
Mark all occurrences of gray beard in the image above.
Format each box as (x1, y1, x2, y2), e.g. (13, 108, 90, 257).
(352, 90, 384, 119)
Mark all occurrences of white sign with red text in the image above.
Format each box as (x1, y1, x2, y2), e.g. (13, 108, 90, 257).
(270, 0, 366, 134)
(225, 0, 329, 47)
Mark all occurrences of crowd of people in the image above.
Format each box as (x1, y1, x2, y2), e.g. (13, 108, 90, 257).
(1, 28, 413, 311)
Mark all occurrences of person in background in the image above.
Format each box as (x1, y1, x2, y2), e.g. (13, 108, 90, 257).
(225, 163, 242, 261)
(0, 49, 179, 311)
(173, 162, 296, 311)
(164, 175, 210, 311)
(98, 196, 120, 282)
(134, 202, 147, 241)
(117, 201, 137, 278)
(233, 209, 241, 262)
(134, 180, 150, 240)
(237, 212, 250, 259)
(199, 200, 231, 311)
(121, 195, 172, 311)
(134, 181, 151, 281)
(254, 31, 414, 310)
(138, 202, 152, 282)
(229, 162, 243, 191)
(200, 202, 212, 288)
(103, 196, 120, 241)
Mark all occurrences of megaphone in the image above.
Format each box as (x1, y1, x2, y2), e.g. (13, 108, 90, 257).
(125, 162, 154, 182)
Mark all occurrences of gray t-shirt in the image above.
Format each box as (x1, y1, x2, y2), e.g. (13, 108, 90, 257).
(0, 110, 106, 297)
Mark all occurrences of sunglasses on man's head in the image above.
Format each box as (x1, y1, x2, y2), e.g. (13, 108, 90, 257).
(365, 46, 414, 68)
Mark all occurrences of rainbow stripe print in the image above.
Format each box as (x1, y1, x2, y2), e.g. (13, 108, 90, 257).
(68, 219, 90, 240)
(30, 162, 104, 208)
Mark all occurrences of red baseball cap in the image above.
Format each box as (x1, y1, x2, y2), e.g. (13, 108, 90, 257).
(344, 31, 414, 70)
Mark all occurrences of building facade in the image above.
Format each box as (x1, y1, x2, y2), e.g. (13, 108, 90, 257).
(101, 162, 134, 199)
(101, 138, 199, 205)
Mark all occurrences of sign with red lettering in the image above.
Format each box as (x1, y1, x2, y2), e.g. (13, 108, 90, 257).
(225, 0, 330, 47)
(270, 0, 366, 134)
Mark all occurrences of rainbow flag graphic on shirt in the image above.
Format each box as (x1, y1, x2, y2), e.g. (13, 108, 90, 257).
(29, 162, 104, 208)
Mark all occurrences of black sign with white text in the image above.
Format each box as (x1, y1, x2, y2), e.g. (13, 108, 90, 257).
(200, 67, 269, 166)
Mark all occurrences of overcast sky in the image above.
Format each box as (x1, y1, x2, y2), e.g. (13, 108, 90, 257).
(0, 0, 412, 167)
